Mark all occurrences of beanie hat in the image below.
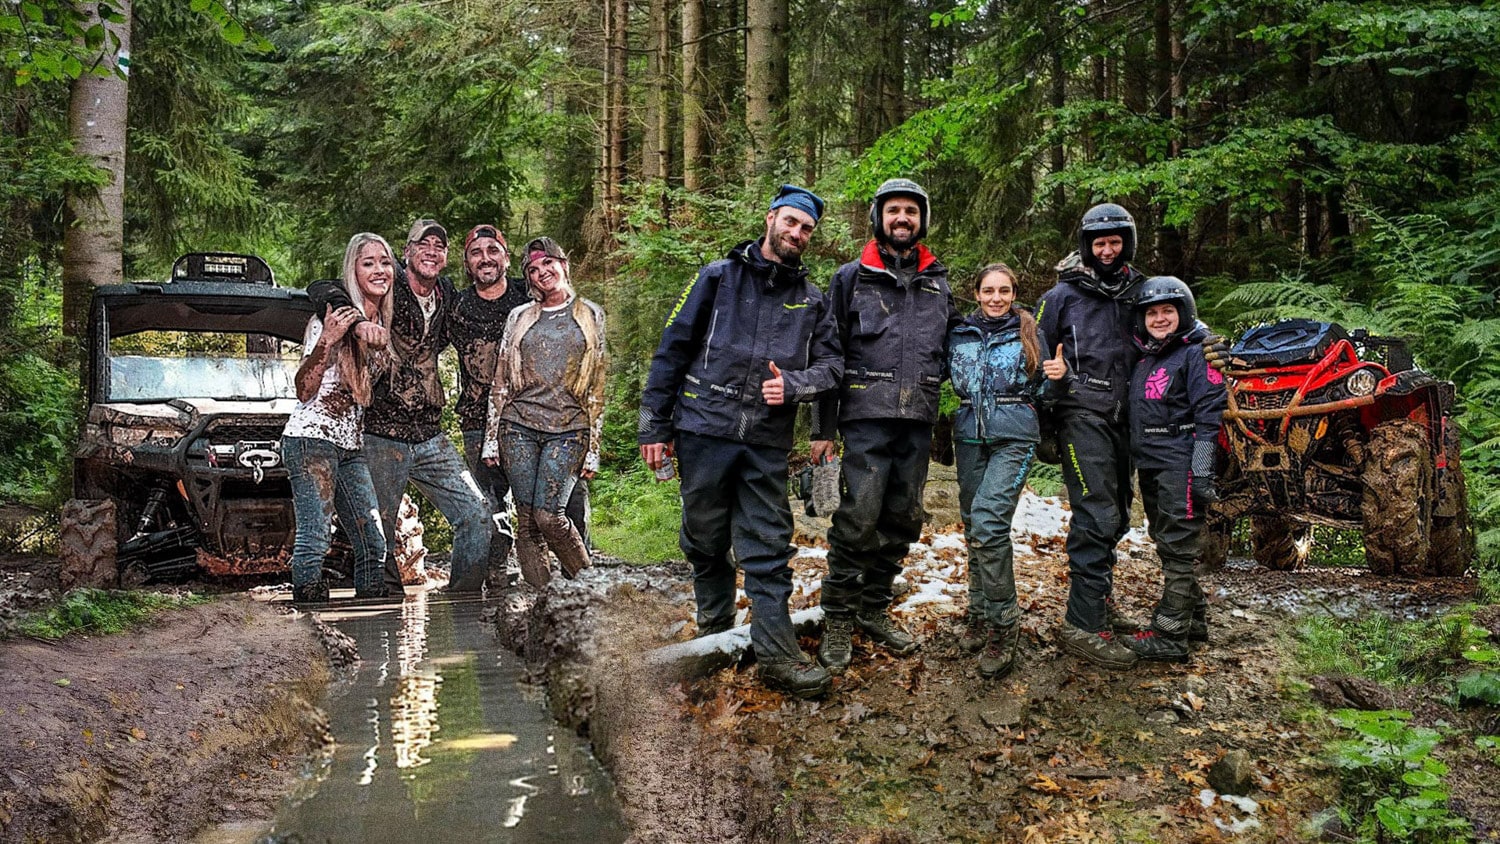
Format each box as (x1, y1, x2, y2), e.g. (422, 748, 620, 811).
(768, 184, 825, 223)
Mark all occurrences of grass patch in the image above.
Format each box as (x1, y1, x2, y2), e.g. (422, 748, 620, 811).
(1296, 611, 1490, 686)
(17, 589, 209, 640)
(591, 465, 683, 564)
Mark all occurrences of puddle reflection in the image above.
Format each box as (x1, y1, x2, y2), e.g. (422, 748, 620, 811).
(258, 594, 625, 843)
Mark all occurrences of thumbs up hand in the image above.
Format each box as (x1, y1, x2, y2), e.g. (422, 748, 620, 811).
(1042, 344, 1069, 381)
(762, 361, 786, 405)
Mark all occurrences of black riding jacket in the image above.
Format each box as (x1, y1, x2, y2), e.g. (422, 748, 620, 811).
(1036, 253, 1147, 422)
(1128, 322, 1226, 471)
(638, 240, 843, 451)
(812, 241, 960, 436)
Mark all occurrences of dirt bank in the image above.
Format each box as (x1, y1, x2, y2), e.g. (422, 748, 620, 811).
(0, 598, 331, 843)
(498, 487, 1490, 843)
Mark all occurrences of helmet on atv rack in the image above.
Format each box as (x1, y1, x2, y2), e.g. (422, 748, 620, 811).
(1078, 203, 1136, 273)
(1133, 275, 1197, 352)
(869, 178, 931, 244)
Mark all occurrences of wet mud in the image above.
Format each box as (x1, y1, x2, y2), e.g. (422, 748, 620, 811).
(0, 600, 329, 843)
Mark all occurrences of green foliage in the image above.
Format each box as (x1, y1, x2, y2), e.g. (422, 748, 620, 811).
(1455, 671, 1500, 706)
(1327, 709, 1472, 843)
(1296, 613, 1491, 686)
(16, 588, 209, 640)
(589, 465, 683, 565)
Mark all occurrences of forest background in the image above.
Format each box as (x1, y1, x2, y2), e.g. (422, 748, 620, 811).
(2, 0, 1498, 572)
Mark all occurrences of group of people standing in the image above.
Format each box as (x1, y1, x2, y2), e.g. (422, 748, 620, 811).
(641, 182, 1225, 699)
(280, 221, 605, 607)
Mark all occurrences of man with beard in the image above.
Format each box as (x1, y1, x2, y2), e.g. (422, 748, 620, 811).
(450, 226, 598, 587)
(812, 178, 960, 675)
(361, 219, 493, 594)
(1036, 202, 1150, 669)
(639, 185, 843, 698)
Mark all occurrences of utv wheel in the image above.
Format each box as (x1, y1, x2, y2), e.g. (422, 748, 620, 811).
(1251, 516, 1311, 571)
(1428, 424, 1474, 576)
(1361, 420, 1434, 576)
(59, 499, 119, 589)
(1198, 512, 1233, 573)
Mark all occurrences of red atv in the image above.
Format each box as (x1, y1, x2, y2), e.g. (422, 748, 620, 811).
(1200, 319, 1472, 576)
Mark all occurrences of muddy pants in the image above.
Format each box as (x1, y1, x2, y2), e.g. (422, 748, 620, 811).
(463, 431, 591, 568)
(500, 422, 591, 587)
(956, 439, 1035, 629)
(676, 432, 802, 663)
(282, 436, 386, 593)
(365, 433, 493, 593)
(1057, 409, 1133, 632)
(1137, 466, 1205, 632)
(821, 419, 933, 619)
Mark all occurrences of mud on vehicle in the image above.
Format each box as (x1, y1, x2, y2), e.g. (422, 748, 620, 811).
(59, 254, 422, 588)
(1200, 319, 1473, 576)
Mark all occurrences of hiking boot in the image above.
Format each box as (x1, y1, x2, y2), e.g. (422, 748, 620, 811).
(1189, 604, 1209, 644)
(1106, 597, 1143, 634)
(696, 617, 734, 638)
(957, 612, 987, 653)
(1058, 623, 1139, 670)
(978, 623, 1020, 679)
(1125, 629, 1190, 662)
(293, 580, 330, 607)
(759, 657, 832, 699)
(856, 611, 918, 655)
(819, 615, 854, 674)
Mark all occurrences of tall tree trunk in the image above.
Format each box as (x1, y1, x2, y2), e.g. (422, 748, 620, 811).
(1152, 0, 1184, 273)
(63, 0, 133, 340)
(744, 0, 788, 176)
(600, 0, 627, 235)
(646, 0, 672, 185)
(681, 0, 707, 191)
(1050, 42, 1067, 222)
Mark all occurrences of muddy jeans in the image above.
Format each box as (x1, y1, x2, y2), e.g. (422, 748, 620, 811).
(676, 432, 802, 663)
(365, 433, 493, 592)
(462, 430, 591, 563)
(282, 436, 386, 593)
(1138, 466, 1205, 631)
(500, 422, 590, 587)
(1057, 409, 1134, 632)
(956, 439, 1035, 629)
(821, 419, 934, 618)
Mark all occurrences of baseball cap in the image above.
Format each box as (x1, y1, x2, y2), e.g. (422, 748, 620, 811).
(464, 224, 507, 254)
(406, 218, 448, 247)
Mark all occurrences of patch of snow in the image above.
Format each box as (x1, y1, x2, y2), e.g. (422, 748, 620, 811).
(930, 533, 967, 551)
(794, 546, 828, 560)
(1199, 789, 1216, 808)
(1012, 491, 1070, 537)
(1221, 795, 1259, 814)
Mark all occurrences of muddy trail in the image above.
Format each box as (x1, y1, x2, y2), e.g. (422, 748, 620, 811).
(496, 486, 1492, 844)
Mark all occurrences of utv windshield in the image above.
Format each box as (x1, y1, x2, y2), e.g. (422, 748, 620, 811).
(92, 283, 317, 404)
(107, 332, 303, 402)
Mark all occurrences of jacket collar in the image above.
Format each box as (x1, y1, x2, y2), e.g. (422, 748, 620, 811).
(731, 239, 808, 287)
(859, 240, 939, 276)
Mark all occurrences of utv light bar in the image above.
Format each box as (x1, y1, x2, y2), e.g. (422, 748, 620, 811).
(171, 252, 275, 285)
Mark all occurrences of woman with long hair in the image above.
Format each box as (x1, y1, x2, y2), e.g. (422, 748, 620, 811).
(482, 237, 606, 587)
(947, 263, 1066, 677)
(281, 232, 394, 604)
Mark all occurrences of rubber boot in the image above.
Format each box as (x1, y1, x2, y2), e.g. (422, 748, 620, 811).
(818, 615, 854, 674)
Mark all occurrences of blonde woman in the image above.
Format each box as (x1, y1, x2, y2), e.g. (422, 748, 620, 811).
(282, 233, 394, 604)
(483, 237, 606, 587)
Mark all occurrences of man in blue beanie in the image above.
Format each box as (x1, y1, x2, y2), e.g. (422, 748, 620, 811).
(639, 185, 844, 698)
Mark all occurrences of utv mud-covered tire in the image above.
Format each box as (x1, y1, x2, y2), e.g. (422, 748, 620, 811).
(1428, 426, 1474, 576)
(1361, 420, 1434, 576)
(1197, 512, 1233, 573)
(59, 499, 118, 589)
(1251, 516, 1311, 571)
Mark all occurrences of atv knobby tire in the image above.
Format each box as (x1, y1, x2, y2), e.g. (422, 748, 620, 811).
(1197, 511, 1233, 573)
(59, 498, 118, 589)
(1251, 516, 1311, 571)
(1427, 424, 1474, 576)
(1361, 420, 1434, 576)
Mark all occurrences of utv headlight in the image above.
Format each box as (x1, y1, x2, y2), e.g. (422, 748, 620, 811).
(1346, 368, 1378, 397)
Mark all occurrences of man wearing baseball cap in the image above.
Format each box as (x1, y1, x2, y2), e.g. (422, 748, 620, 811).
(361, 218, 494, 594)
(639, 185, 843, 698)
